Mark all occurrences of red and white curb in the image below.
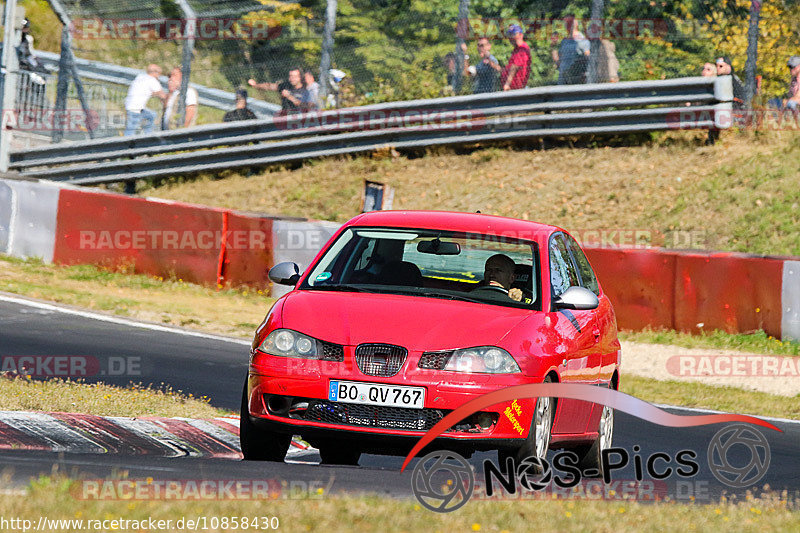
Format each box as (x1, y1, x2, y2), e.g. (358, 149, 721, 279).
(0, 411, 312, 459)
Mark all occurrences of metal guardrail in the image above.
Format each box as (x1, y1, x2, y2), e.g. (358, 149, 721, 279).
(10, 76, 733, 185)
(35, 50, 280, 117)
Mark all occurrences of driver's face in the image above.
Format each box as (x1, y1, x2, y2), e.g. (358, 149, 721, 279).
(485, 258, 514, 289)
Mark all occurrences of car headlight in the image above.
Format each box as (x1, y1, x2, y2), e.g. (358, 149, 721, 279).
(258, 329, 322, 359)
(443, 346, 520, 374)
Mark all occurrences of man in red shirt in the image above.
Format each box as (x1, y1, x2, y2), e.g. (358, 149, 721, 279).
(501, 24, 531, 91)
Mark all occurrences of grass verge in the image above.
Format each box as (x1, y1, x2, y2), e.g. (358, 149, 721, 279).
(0, 476, 797, 533)
(0, 376, 231, 418)
(621, 375, 800, 419)
(619, 329, 800, 356)
(0, 254, 272, 339)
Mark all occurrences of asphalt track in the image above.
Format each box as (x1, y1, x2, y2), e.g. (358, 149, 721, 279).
(1, 294, 799, 504)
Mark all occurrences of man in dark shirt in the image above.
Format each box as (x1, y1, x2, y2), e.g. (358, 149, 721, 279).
(223, 89, 257, 122)
(248, 68, 307, 114)
(470, 37, 501, 93)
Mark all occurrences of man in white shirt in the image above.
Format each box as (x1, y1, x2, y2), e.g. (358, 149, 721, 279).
(124, 64, 167, 136)
(162, 67, 199, 130)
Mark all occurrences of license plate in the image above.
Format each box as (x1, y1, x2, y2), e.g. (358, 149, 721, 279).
(328, 380, 425, 409)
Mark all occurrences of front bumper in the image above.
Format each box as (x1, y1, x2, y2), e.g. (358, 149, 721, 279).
(247, 352, 539, 447)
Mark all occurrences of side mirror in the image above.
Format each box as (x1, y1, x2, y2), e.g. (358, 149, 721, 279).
(553, 286, 599, 311)
(268, 262, 301, 286)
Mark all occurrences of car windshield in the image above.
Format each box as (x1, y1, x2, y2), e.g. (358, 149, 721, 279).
(300, 227, 539, 309)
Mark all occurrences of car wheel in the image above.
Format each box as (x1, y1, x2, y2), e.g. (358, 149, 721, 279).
(318, 441, 361, 466)
(574, 404, 614, 477)
(498, 375, 555, 471)
(239, 379, 291, 461)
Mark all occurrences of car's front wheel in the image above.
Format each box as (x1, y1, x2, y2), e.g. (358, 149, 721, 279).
(498, 375, 555, 471)
(239, 378, 291, 461)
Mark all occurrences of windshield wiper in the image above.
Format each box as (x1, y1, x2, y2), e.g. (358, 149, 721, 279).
(309, 284, 373, 293)
(419, 291, 485, 304)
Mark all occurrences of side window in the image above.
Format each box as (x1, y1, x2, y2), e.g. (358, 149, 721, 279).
(564, 234, 600, 295)
(549, 234, 579, 297)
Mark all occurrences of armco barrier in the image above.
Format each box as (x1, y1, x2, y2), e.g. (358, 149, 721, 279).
(783, 261, 800, 341)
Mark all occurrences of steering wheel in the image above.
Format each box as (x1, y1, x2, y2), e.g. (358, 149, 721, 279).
(471, 284, 509, 295)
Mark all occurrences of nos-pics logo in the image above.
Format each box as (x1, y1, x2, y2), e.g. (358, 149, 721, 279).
(411, 424, 771, 513)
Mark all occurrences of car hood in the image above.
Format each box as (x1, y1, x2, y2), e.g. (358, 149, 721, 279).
(280, 290, 531, 351)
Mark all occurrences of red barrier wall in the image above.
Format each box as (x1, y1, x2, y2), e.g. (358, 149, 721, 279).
(585, 247, 784, 337)
(584, 248, 677, 331)
(673, 253, 782, 336)
(221, 212, 274, 288)
(53, 189, 225, 285)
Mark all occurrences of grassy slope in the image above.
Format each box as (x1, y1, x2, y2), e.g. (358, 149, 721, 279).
(144, 131, 800, 256)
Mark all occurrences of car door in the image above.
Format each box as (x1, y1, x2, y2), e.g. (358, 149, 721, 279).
(548, 233, 598, 435)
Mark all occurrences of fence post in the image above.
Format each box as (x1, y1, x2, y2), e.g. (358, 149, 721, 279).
(743, 0, 761, 108)
(0, 0, 22, 171)
(586, 0, 604, 84)
(51, 27, 71, 143)
(319, 0, 337, 103)
(453, 0, 470, 93)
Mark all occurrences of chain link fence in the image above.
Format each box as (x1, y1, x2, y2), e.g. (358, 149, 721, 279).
(5, 0, 800, 143)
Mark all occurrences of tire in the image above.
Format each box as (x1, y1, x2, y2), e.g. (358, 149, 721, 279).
(239, 379, 291, 461)
(318, 441, 361, 466)
(498, 375, 555, 472)
(574, 403, 614, 478)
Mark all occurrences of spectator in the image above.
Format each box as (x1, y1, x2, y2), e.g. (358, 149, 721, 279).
(17, 19, 48, 76)
(596, 39, 619, 83)
(162, 67, 198, 130)
(444, 43, 469, 90)
(701, 62, 716, 77)
(124, 64, 167, 136)
(248, 68, 307, 115)
(303, 70, 321, 110)
(553, 15, 590, 85)
(715, 56, 744, 108)
(223, 89, 257, 122)
(470, 37, 501, 93)
(783, 56, 800, 112)
(501, 25, 531, 91)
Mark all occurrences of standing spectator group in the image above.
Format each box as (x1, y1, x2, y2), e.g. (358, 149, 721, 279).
(454, 16, 620, 95)
(248, 67, 321, 115)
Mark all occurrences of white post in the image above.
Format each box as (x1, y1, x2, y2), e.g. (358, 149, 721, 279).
(0, 0, 22, 171)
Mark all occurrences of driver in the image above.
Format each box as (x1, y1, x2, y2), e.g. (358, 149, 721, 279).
(476, 254, 523, 301)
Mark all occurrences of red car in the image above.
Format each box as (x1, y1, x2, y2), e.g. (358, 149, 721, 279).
(242, 211, 620, 472)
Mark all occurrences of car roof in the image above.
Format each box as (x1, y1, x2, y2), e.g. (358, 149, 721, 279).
(345, 210, 562, 242)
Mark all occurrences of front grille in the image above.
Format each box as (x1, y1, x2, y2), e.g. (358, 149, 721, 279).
(321, 341, 345, 362)
(303, 399, 448, 431)
(418, 351, 454, 370)
(355, 343, 407, 377)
